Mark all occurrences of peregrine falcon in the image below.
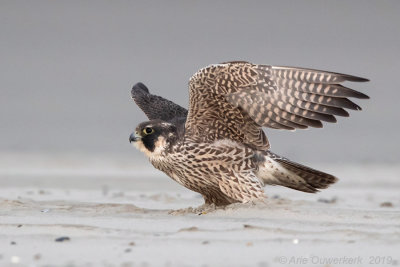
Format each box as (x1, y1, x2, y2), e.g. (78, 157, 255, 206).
(129, 61, 369, 206)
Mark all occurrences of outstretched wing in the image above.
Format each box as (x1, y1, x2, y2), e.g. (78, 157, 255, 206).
(131, 82, 188, 121)
(185, 62, 368, 150)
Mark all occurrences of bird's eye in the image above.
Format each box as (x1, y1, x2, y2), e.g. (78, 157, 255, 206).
(143, 127, 154, 135)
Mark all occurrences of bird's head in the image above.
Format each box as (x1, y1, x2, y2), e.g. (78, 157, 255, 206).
(129, 120, 178, 158)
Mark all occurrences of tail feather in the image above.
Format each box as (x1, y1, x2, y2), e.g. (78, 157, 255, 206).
(255, 151, 338, 193)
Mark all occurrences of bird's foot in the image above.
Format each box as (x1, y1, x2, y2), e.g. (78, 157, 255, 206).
(168, 203, 220, 215)
(194, 203, 218, 215)
(168, 207, 196, 215)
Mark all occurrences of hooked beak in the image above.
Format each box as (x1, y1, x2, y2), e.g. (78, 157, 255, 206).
(129, 132, 141, 143)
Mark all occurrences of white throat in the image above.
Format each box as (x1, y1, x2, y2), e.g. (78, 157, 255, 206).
(132, 136, 168, 160)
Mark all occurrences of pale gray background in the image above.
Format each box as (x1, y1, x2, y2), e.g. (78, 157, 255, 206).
(1, 0, 399, 163)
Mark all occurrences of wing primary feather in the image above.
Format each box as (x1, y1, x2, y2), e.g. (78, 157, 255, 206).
(274, 91, 351, 117)
(271, 66, 369, 83)
(275, 78, 369, 99)
(269, 104, 323, 128)
(277, 101, 337, 123)
(282, 89, 362, 110)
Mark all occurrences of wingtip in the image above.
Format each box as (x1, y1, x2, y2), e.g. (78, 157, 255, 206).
(359, 77, 370, 82)
(346, 76, 370, 83)
(131, 82, 150, 99)
(341, 110, 350, 117)
(325, 115, 337, 123)
(350, 101, 362, 111)
(132, 82, 150, 93)
(314, 121, 323, 128)
(354, 92, 370, 99)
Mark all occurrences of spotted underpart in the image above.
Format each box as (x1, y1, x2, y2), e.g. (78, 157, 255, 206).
(147, 138, 264, 206)
(130, 61, 369, 206)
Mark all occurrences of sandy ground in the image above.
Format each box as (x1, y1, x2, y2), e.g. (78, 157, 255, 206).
(0, 153, 399, 267)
